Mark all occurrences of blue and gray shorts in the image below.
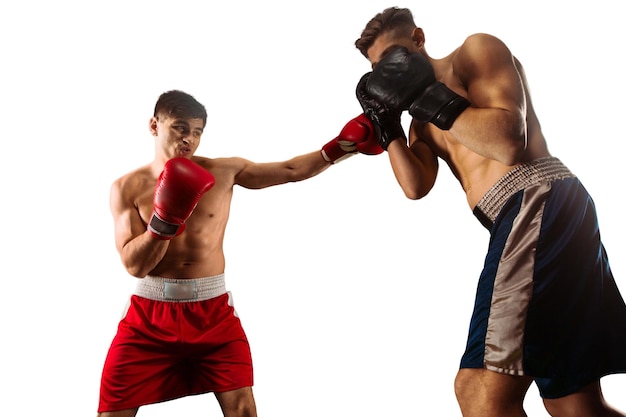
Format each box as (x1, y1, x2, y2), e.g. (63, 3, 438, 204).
(463, 157, 626, 398)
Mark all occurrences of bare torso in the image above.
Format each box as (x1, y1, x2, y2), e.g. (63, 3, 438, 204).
(111, 148, 329, 280)
(410, 48, 551, 209)
(113, 156, 239, 279)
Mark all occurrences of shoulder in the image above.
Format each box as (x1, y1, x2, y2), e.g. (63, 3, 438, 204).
(460, 33, 510, 52)
(192, 155, 251, 173)
(110, 165, 153, 201)
(454, 33, 513, 63)
(192, 155, 256, 186)
(453, 33, 515, 78)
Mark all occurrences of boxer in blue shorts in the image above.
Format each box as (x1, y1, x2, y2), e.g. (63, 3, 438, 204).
(466, 158, 626, 398)
(354, 6, 626, 417)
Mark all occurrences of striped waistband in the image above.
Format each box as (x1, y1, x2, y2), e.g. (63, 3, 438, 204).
(135, 274, 226, 302)
(474, 157, 575, 227)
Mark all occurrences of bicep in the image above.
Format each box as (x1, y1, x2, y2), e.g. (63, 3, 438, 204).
(232, 157, 287, 189)
(109, 182, 145, 254)
(235, 152, 327, 189)
(459, 35, 526, 114)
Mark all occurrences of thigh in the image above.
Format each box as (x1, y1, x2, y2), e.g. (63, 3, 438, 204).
(99, 298, 185, 411)
(215, 386, 257, 417)
(455, 368, 533, 417)
(188, 293, 254, 393)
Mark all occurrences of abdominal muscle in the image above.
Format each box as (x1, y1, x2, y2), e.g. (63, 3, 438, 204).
(147, 227, 227, 279)
(460, 159, 518, 209)
(437, 91, 550, 210)
(427, 53, 551, 211)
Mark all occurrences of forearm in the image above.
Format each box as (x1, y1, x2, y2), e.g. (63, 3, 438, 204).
(239, 115, 383, 189)
(448, 107, 526, 165)
(286, 151, 332, 182)
(120, 232, 169, 278)
(238, 151, 331, 189)
(366, 45, 527, 166)
(387, 140, 437, 200)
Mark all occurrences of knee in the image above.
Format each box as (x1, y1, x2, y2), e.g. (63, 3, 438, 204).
(232, 403, 256, 417)
(223, 400, 257, 417)
(542, 381, 622, 417)
(543, 398, 591, 417)
(454, 370, 475, 409)
(217, 387, 257, 417)
(454, 368, 533, 416)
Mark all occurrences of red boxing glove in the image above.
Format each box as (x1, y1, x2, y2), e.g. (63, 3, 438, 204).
(321, 114, 383, 163)
(354, 114, 385, 155)
(148, 158, 216, 240)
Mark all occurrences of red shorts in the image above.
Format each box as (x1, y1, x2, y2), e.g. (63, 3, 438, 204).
(98, 289, 253, 412)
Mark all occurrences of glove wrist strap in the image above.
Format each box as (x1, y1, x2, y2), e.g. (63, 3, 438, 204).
(148, 213, 181, 239)
(409, 82, 470, 130)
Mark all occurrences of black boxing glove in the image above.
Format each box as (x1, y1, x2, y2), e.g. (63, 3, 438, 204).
(356, 72, 406, 150)
(367, 46, 470, 130)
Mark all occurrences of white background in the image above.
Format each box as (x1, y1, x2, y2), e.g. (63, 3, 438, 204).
(1, 0, 624, 415)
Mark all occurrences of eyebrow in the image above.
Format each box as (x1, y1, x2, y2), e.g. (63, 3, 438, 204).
(171, 119, 204, 133)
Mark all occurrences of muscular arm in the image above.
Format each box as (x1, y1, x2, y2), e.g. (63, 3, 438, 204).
(448, 34, 527, 165)
(387, 137, 438, 200)
(235, 151, 331, 189)
(110, 177, 169, 278)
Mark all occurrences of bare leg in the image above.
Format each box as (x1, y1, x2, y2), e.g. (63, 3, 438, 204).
(543, 380, 626, 417)
(215, 386, 257, 417)
(97, 408, 138, 417)
(455, 368, 533, 417)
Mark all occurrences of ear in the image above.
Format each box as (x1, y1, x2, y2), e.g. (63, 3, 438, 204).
(411, 28, 425, 49)
(149, 117, 158, 136)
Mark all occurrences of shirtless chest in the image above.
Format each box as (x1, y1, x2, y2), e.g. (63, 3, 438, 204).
(134, 176, 234, 275)
(410, 57, 549, 209)
(411, 122, 520, 209)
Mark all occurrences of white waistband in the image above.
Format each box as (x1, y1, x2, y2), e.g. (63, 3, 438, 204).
(135, 274, 226, 302)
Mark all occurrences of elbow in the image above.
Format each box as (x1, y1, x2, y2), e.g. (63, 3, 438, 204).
(128, 269, 148, 279)
(125, 265, 148, 279)
(401, 184, 429, 200)
(500, 151, 524, 167)
(122, 259, 149, 278)
(397, 172, 435, 200)
(492, 114, 528, 166)
(499, 134, 527, 166)
(404, 191, 428, 201)
(402, 189, 421, 200)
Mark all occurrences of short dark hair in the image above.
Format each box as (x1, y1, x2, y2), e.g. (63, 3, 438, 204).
(355, 7, 417, 58)
(153, 90, 207, 126)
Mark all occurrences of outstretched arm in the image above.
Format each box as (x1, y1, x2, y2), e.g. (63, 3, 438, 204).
(235, 151, 331, 190)
(235, 115, 382, 189)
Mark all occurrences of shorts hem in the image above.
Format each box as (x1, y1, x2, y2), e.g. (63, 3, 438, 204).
(485, 363, 525, 376)
(98, 383, 255, 412)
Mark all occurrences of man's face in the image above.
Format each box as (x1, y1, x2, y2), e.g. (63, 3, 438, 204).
(151, 115, 204, 159)
(367, 30, 422, 68)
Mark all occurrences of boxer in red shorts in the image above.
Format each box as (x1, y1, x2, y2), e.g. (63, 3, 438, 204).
(97, 90, 383, 416)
